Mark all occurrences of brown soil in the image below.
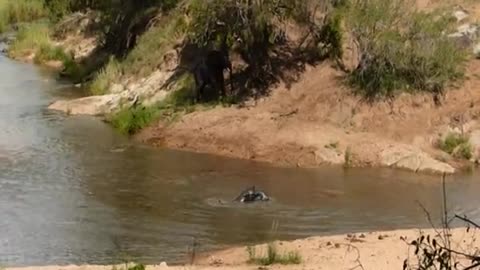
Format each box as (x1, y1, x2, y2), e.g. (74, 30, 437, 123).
(136, 0, 480, 173)
(137, 59, 480, 170)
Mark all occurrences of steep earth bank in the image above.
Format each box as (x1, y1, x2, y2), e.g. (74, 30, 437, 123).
(136, 61, 480, 174)
(6, 1, 480, 174)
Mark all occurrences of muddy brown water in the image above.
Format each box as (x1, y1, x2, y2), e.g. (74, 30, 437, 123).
(0, 53, 479, 267)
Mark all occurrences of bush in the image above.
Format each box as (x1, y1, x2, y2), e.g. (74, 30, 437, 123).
(109, 105, 161, 135)
(439, 133, 472, 160)
(247, 243, 301, 266)
(342, 0, 467, 100)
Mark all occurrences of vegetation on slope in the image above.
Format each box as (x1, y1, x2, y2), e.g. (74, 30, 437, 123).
(342, 0, 467, 100)
(0, 0, 46, 33)
(0, 0, 471, 134)
(439, 133, 473, 160)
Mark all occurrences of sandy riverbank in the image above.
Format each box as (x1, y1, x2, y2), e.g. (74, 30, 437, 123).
(7, 228, 480, 270)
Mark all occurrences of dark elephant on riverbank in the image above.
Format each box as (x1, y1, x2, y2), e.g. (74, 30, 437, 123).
(173, 38, 233, 103)
(191, 47, 233, 102)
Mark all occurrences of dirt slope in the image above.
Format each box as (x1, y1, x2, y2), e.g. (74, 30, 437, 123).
(137, 59, 480, 173)
(136, 0, 480, 174)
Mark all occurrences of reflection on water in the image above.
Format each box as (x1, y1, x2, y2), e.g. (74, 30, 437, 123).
(0, 53, 479, 267)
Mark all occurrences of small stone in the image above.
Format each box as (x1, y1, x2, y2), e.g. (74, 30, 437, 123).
(378, 235, 384, 240)
(359, 234, 366, 239)
(453, 9, 469, 22)
(159, 262, 168, 267)
(334, 243, 341, 248)
(326, 241, 332, 246)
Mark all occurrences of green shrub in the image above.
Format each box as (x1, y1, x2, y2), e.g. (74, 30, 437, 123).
(439, 133, 472, 160)
(109, 105, 161, 135)
(342, 0, 467, 100)
(247, 243, 301, 266)
(318, 9, 344, 60)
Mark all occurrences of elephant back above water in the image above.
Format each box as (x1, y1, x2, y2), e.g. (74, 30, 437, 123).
(234, 186, 270, 203)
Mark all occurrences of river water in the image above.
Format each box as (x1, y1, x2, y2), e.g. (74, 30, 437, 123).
(0, 53, 479, 267)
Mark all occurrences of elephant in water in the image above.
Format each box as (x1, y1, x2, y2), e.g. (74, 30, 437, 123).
(234, 186, 270, 203)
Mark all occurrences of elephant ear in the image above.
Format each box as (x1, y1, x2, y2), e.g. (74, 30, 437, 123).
(234, 186, 254, 201)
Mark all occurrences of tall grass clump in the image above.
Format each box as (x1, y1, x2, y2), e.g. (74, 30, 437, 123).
(90, 57, 122, 95)
(342, 0, 467, 100)
(247, 243, 302, 266)
(0, 0, 46, 32)
(8, 23, 50, 57)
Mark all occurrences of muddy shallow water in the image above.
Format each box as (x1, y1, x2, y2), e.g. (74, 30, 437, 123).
(0, 54, 479, 267)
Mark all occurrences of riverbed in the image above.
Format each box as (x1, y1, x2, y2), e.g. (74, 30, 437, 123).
(0, 53, 478, 267)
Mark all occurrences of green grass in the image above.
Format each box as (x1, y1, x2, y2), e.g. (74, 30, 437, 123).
(108, 73, 204, 135)
(111, 263, 145, 270)
(247, 243, 302, 266)
(0, 0, 46, 33)
(122, 14, 187, 77)
(8, 22, 50, 57)
(439, 133, 472, 160)
(109, 105, 161, 135)
(33, 43, 71, 64)
(127, 263, 145, 270)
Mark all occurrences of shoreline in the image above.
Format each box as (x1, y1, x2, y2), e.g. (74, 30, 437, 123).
(3, 4, 480, 175)
(6, 227, 478, 270)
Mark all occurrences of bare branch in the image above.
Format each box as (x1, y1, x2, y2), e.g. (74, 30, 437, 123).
(455, 215, 480, 229)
